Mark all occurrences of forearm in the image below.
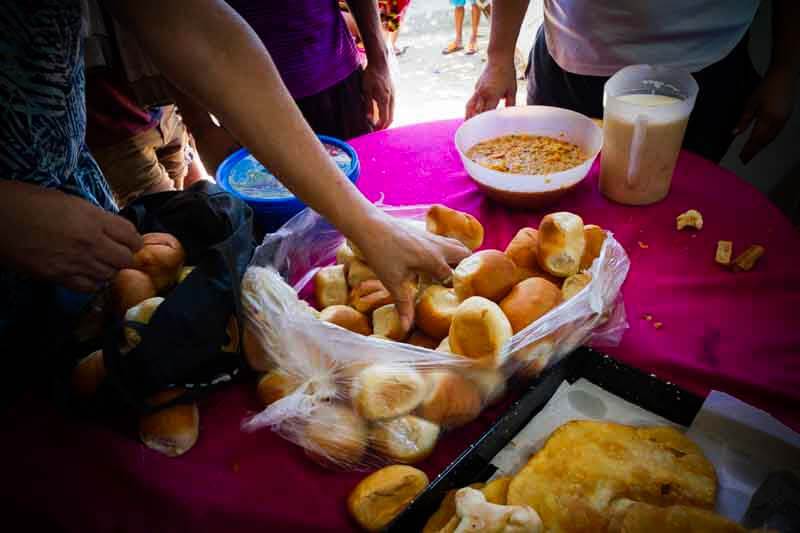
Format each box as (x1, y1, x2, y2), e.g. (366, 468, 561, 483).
(104, 0, 379, 240)
(345, 0, 389, 68)
(770, 1, 800, 77)
(487, 0, 529, 64)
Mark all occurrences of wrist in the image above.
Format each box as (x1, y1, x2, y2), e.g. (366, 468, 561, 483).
(487, 46, 515, 67)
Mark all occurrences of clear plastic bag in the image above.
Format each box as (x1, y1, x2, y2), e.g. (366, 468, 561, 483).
(241, 205, 630, 470)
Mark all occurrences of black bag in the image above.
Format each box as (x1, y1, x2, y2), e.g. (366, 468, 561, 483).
(98, 181, 255, 413)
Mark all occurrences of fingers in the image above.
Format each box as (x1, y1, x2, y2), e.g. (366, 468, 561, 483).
(102, 214, 143, 253)
(388, 280, 416, 333)
(382, 85, 395, 129)
(432, 235, 471, 266)
(96, 234, 138, 271)
(64, 275, 102, 293)
(466, 93, 482, 119)
(86, 259, 116, 283)
(505, 86, 517, 108)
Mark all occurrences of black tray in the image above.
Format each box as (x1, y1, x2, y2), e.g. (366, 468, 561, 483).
(387, 347, 704, 532)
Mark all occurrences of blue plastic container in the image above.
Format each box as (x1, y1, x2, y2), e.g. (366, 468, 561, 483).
(216, 135, 360, 233)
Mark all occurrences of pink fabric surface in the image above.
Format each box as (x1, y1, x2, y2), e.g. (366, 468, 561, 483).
(2, 119, 798, 532)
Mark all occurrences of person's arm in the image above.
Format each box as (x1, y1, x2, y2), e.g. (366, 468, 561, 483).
(735, 0, 800, 163)
(103, 0, 468, 328)
(465, 0, 529, 118)
(345, 0, 394, 129)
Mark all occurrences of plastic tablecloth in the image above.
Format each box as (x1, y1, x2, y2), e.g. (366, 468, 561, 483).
(2, 119, 798, 532)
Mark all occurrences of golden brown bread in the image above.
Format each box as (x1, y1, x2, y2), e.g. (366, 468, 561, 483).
(351, 364, 427, 420)
(453, 250, 517, 302)
(370, 415, 441, 464)
(242, 321, 272, 371)
(133, 233, 186, 292)
(417, 370, 482, 428)
(111, 268, 157, 317)
(426, 204, 485, 250)
(537, 212, 586, 277)
(314, 264, 349, 308)
(139, 388, 199, 457)
(507, 420, 718, 533)
(372, 303, 408, 341)
(347, 465, 429, 532)
(320, 305, 372, 336)
(71, 349, 106, 397)
(561, 272, 592, 301)
(607, 499, 753, 533)
(499, 278, 561, 334)
(505, 228, 540, 271)
(347, 259, 379, 289)
(511, 336, 555, 378)
(123, 296, 165, 351)
(462, 367, 507, 405)
(407, 330, 440, 350)
(436, 336, 452, 353)
(336, 241, 358, 269)
(302, 404, 368, 467)
(256, 369, 299, 406)
(415, 285, 460, 340)
(579, 224, 606, 270)
(449, 297, 513, 367)
(349, 279, 393, 314)
(481, 476, 512, 505)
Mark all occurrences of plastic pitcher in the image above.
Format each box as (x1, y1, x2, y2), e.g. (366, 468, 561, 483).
(599, 65, 699, 205)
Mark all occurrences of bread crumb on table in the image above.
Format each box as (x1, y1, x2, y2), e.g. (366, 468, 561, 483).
(638, 241, 649, 249)
(676, 209, 703, 230)
(653, 322, 663, 329)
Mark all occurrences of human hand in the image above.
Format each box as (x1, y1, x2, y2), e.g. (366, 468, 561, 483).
(734, 68, 797, 164)
(0, 184, 143, 292)
(362, 61, 395, 130)
(466, 61, 518, 119)
(350, 213, 470, 332)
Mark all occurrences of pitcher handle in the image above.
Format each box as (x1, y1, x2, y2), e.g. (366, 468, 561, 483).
(627, 114, 648, 189)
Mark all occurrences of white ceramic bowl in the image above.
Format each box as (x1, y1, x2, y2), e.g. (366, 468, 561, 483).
(454, 106, 603, 208)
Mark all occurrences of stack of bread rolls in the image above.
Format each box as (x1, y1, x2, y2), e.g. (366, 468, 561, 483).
(252, 205, 609, 469)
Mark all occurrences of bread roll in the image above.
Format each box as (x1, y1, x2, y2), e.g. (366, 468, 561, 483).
(139, 388, 199, 457)
(350, 279, 393, 314)
(177, 266, 195, 284)
(505, 228, 539, 270)
(449, 297, 513, 366)
(314, 264, 348, 308)
(418, 371, 482, 428)
(562, 272, 592, 300)
(371, 415, 440, 464)
(499, 278, 561, 334)
(111, 268, 157, 317)
(347, 259, 378, 289)
(303, 404, 368, 467)
(346, 239, 366, 261)
(512, 336, 555, 378)
(579, 224, 606, 270)
(415, 286, 459, 340)
(123, 296, 165, 351)
(256, 369, 299, 407)
(407, 330, 439, 350)
(348, 465, 429, 532)
(426, 204, 484, 250)
(436, 336, 452, 353)
(336, 241, 358, 269)
(537, 212, 586, 277)
(242, 321, 272, 371)
(320, 305, 371, 336)
(462, 368, 506, 405)
(71, 349, 106, 397)
(372, 304, 407, 341)
(351, 364, 426, 420)
(133, 233, 186, 292)
(453, 250, 517, 302)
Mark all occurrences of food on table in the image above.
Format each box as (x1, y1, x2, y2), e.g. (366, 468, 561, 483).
(505, 228, 540, 271)
(416, 285, 461, 340)
(608, 499, 757, 533)
(372, 303, 408, 340)
(112, 268, 158, 317)
(715, 240, 733, 266)
(351, 364, 427, 420)
(507, 420, 717, 532)
(314, 264, 349, 308)
(177, 265, 195, 284)
(302, 404, 368, 467)
(561, 272, 592, 301)
(370, 415, 441, 464)
(449, 297, 513, 367)
(580, 224, 606, 270)
(445, 487, 543, 533)
(638, 241, 649, 249)
(320, 304, 372, 336)
(123, 296, 164, 351)
(676, 209, 704, 231)
(426, 204, 485, 251)
(133, 232, 186, 292)
(347, 465, 429, 532)
(418, 370, 482, 428)
(481, 476, 513, 506)
(423, 483, 488, 533)
(138, 388, 199, 458)
(467, 134, 588, 175)
(732, 244, 764, 272)
(256, 368, 300, 407)
(407, 330, 440, 350)
(537, 212, 586, 277)
(71, 349, 106, 397)
(499, 278, 562, 334)
(454, 250, 518, 302)
(347, 259, 378, 289)
(462, 367, 507, 405)
(511, 336, 556, 379)
(350, 279, 393, 314)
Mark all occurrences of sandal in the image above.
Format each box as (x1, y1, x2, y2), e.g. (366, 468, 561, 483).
(394, 45, 408, 57)
(442, 42, 463, 55)
(465, 42, 478, 55)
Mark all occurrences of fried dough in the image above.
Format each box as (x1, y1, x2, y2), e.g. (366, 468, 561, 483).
(608, 499, 756, 533)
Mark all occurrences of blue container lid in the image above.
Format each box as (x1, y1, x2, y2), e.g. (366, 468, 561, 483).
(216, 135, 360, 216)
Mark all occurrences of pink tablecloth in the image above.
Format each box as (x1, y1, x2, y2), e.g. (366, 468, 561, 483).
(2, 119, 799, 532)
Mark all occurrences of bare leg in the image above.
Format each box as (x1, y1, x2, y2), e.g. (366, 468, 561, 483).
(389, 29, 399, 53)
(467, 4, 481, 53)
(454, 6, 465, 47)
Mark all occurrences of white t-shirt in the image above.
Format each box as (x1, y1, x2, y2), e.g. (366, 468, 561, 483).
(543, 0, 760, 76)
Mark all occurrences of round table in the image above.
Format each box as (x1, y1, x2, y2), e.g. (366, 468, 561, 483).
(2, 119, 798, 532)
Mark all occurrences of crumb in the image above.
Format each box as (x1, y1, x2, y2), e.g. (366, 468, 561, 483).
(715, 240, 733, 266)
(732, 244, 765, 272)
(232, 462, 240, 473)
(642, 314, 653, 321)
(676, 209, 703, 230)
(653, 322, 663, 329)
(638, 241, 649, 249)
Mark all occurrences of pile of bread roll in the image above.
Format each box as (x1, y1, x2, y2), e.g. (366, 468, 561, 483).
(250, 204, 608, 470)
(71, 233, 239, 457)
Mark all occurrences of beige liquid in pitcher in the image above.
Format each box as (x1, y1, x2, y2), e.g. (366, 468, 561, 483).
(600, 94, 688, 205)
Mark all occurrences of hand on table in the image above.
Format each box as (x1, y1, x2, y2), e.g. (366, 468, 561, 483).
(351, 213, 470, 332)
(0, 183, 143, 292)
(466, 61, 518, 119)
(362, 61, 395, 130)
(734, 68, 797, 164)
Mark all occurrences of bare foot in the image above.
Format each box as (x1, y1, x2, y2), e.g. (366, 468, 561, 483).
(442, 41, 463, 55)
